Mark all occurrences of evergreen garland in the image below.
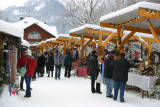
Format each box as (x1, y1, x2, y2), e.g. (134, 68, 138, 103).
(149, 51, 160, 66)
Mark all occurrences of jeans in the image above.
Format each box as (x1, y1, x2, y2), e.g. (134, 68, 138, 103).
(105, 78, 113, 96)
(24, 76, 32, 97)
(113, 81, 126, 102)
(55, 65, 62, 78)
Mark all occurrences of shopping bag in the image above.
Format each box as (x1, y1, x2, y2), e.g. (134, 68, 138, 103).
(19, 63, 27, 77)
(96, 72, 102, 84)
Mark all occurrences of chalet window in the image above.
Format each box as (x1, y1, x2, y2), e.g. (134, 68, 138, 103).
(28, 31, 41, 39)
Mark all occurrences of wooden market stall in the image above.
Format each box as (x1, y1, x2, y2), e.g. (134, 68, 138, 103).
(100, 1, 160, 98)
(0, 19, 23, 89)
(100, 2, 160, 59)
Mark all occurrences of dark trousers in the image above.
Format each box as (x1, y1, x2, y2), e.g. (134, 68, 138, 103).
(113, 81, 126, 102)
(65, 66, 71, 78)
(20, 76, 24, 89)
(32, 66, 37, 79)
(91, 76, 100, 92)
(55, 65, 62, 78)
(24, 76, 32, 97)
(45, 63, 49, 74)
(38, 67, 44, 77)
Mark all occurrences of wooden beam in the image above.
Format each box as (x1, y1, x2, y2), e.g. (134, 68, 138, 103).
(100, 22, 155, 35)
(139, 8, 160, 19)
(102, 33, 117, 47)
(120, 31, 136, 49)
(148, 19, 159, 44)
(133, 36, 149, 49)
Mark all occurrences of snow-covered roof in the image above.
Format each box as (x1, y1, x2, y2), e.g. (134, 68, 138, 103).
(46, 38, 56, 42)
(69, 24, 154, 41)
(100, 2, 160, 29)
(0, 20, 23, 38)
(58, 34, 80, 40)
(21, 40, 30, 47)
(69, 24, 116, 38)
(13, 17, 57, 37)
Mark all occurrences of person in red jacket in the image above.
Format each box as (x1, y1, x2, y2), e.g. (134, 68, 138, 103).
(17, 49, 37, 98)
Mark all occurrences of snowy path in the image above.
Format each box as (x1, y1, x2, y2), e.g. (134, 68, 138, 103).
(0, 69, 160, 107)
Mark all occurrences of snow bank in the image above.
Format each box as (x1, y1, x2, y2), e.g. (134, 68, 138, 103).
(1, 69, 160, 107)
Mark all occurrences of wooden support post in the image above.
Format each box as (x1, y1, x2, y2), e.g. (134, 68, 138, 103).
(98, 30, 103, 62)
(80, 38, 93, 60)
(148, 19, 159, 44)
(59, 42, 61, 52)
(64, 42, 67, 56)
(148, 41, 151, 62)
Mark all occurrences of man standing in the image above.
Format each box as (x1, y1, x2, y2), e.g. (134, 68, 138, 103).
(47, 52, 54, 77)
(111, 53, 130, 102)
(54, 51, 63, 79)
(64, 51, 73, 78)
(104, 50, 116, 98)
(90, 51, 99, 93)
(37, 53, 45, 77)
(17, 50, 37, 97)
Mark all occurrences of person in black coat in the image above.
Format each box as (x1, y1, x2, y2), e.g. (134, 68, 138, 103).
(37, 53, 45, 77)
(47, 52, 54, 77)
(111, 53, 130, 102)
(90, 51, 100, 93)
(104, 50, 116, 98)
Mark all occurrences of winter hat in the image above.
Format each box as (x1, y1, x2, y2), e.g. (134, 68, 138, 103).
(24, 49, 32, 56)
(110, 50, 116, 55)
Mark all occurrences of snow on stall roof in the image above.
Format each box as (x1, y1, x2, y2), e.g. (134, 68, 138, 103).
(58, 34, 81, 40)
(30, 44, 39, 47)
(0, 20, 23, 38)
(69, 24, 118, 37)
(13, 17, 57, 37)
(21, 40, 30, 47)
(46, 38, 56, 42)
(100, 2, 160, 23)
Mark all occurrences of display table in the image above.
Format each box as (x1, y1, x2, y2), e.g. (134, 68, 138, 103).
(127, 72, 157, 98)
(77, 67, 89, 77)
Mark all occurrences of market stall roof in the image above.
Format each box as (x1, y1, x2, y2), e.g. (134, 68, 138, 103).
(21, 40, 30, 48)
(100, 2, 160, 29)
(13, 17, 57, 38)
(0, 20, 23, 38)
(69, 24, 117, 38)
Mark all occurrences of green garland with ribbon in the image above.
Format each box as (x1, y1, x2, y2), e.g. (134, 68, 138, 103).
(149, 51, 160, 65)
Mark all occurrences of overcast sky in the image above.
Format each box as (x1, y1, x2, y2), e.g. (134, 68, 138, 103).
(0, 0, 28, 10)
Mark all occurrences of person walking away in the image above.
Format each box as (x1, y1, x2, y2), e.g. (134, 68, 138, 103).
(104, 50, 116, 98)
(54, 51, 63, 79)
(17, 49, 37, 97)
(64, 52, 73, 78)
(47, 52, 54, 77)
(90, 51, 100, 93)
(37, 53, 45, 77)
(111, 53, 130, 102)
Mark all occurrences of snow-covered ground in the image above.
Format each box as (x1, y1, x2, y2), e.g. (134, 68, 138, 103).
(0, 69, 160, 107)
